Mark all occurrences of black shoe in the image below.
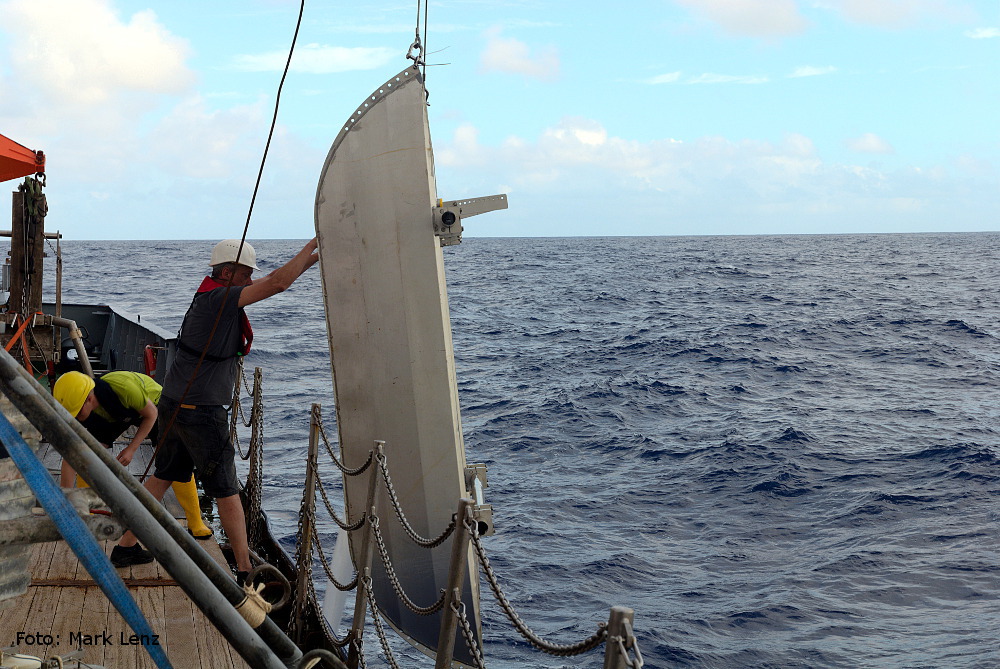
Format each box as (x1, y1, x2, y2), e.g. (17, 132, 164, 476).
(236, 570, 250, 585)
(111, 543, 154, 567)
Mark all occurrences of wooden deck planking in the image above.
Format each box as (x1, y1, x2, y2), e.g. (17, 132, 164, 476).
(5, 412, 256, 668)
(1, 537, 252, 668)
(47, 584, 87, 660)
(104, 594, 140, 669)
(0, 578, 42, 644)
(80, 584, 112, 667)
(161, 586, 202, 669)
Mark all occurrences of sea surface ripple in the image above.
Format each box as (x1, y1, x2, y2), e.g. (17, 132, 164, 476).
(49, 233, 1000, 668)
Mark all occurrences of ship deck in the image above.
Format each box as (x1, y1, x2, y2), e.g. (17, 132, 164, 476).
(1, 534, 252, 669)
(1, 420, 252, 668)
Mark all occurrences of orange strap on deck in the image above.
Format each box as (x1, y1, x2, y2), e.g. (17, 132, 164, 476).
(4, 314, 39, 372)
(4, 315, 32, 352)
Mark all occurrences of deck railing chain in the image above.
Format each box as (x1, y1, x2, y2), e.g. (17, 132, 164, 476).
(370, 513, 446, 615)
(315, 415, 374, 477)
(311, 533, 359, 592)
(363, 574, 401, 669)
(303, 563, 355, 649)
(289, 465, 317, 643)
(466, 516, 609, 657)
(232, 360, 264, 461)
(353, 639, 368, 669)
(316, 475, 367, 532)
(376, 451, 457, 548)
(243, 367, 265, 549)
(453, 600, 487, 669)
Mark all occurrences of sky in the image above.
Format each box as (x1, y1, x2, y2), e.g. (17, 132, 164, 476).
(0, 0, 997, 239)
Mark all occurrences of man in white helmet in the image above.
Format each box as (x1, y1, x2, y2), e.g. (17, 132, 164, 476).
(111, 238, 319, 578)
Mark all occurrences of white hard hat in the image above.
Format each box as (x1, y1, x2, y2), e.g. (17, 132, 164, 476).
(209, 239, 260, 270)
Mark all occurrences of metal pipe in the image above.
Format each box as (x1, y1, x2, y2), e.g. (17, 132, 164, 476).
(50, 316, 93, 377)
(0, 511, 123, 546)
(0, 346, 302, 668)
(434, 498, 474, 669)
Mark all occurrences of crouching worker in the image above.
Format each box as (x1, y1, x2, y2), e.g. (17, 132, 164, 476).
(52, 370, 214, 566)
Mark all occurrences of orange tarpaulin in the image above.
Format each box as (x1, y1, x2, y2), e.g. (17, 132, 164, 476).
(0, 132, 45, 183)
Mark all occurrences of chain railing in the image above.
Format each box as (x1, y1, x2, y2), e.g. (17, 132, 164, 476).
(375, 451, 457, 548)
(298, 403, 644, 669)
(466, 512, 608, 657)
(231, 358, 263, 461)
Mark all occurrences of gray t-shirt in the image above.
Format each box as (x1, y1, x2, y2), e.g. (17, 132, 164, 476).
(163, 284, 247, 405)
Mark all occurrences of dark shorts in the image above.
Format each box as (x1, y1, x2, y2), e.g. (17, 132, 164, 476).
(153, 396, 241, 498)
(82, 415, 158, 448)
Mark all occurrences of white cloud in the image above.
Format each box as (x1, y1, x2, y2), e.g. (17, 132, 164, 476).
(646, 72, 683, 85)
(965, 27, 1000, 39)
(231, 43, 397, 73)
(677, 0, 975, 37)
(846, 133, 894, 154)
(824, 0, 976, 28)
(675, 0, 809, 38)
(435, 118, 998, 236)
(789, 66, 837, 78)
(144, 96, 269, 180)
(1, 0, 192, 107)
(688, 73, 769, 84)
(479, 27, 559, 81)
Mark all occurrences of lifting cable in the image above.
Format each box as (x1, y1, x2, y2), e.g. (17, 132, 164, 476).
(408, 0, 430, 81)
(141, 0, 306, 480)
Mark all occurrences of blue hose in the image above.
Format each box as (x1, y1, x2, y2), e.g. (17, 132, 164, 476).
(0, 411, 174, 669)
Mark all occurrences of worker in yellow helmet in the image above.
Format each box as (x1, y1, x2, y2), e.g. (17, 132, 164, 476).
(52, 371, 213, 553)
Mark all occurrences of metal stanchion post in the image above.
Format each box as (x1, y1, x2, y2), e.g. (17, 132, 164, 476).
(346, 440, 384, 669)
(602, 606, 636, 669)
(434, 498, 474, 669)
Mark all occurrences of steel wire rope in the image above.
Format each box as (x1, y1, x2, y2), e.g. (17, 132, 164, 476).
(466, 516, 609, 657)
(421, 0, 429, 81)
(140, 0, 306, 481)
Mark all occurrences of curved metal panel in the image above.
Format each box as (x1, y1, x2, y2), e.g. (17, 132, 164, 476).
(314, 67, 481, 666)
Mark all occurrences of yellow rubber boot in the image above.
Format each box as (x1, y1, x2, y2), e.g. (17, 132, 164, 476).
(172, 476, 212, 539)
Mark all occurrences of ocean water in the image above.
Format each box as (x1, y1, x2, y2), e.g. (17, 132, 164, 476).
(34, 233, 1000, 668)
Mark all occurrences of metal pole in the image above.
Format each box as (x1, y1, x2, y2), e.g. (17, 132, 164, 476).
(292, 403, 321, 644)
(602, 606, 636, 669)
(54, 234, 61, 319)
(346, 440, 383, 669)
(0, 346, 303, 668)
(51, 317, 93, 378)
(434, 498, 474, 669)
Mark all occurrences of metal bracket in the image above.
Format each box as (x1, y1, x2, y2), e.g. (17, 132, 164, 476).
(464, 463, 494, 536)
(433, 194, 508, 247)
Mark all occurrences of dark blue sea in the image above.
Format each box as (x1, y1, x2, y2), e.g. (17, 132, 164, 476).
(41, 233, 1000, 668)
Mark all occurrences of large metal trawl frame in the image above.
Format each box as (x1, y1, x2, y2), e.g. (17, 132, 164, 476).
(314, 67, 482, 666)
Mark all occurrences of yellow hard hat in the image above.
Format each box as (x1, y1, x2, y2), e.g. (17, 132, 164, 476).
(53, 371, 95, 418)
